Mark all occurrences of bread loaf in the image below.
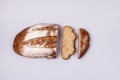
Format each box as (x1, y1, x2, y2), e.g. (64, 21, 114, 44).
(13, 23, 59, 58)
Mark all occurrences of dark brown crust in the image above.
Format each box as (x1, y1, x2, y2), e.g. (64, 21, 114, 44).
(13, 24, 58, 58)
(23, 36, 57, 48)
(48, 52, 56, 58)
(78, 28, 90, 59)
(13, 27, 29, 55)
(61, 26, 76, 60)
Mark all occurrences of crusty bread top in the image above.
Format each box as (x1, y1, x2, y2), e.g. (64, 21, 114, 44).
(13, 27, 29, 54)
(13, 23, 58, 58)
(78, 28, 90, 59)
(62, 26, 76, 60)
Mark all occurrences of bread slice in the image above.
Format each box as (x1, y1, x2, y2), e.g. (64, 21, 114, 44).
(78, 28, 90, 59)
(62, 26, 76, 60)
(13, 23, 59, 58)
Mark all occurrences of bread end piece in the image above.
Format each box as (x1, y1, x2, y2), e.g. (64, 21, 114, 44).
(13, 27, 29, 55)
(62, 26, 76, 60)
(78, 28, 90, 59)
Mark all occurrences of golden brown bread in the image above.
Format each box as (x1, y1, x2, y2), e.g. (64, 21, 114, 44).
(78, 28, 90, 59)
(61, 26, 76, 60)
(13, 23, 59, 58)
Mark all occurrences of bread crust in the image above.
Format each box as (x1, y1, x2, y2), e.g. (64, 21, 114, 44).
(78, 28, 90, 59)
(62, 26, 76, 60)
(13, 27, 29, 55)
(13, 23, 58, 58)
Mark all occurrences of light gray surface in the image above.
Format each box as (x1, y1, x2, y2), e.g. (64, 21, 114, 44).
(0, 0, 120, 80)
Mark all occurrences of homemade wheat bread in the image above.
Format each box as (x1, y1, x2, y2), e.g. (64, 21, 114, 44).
(13, 23, 59, 58)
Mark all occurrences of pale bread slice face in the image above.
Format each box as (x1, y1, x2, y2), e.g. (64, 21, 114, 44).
(62, 26, 76, 60)
(78, 28, 90, 59)
(13, 23, 59, 58)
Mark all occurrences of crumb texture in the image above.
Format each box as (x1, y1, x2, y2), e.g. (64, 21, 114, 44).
(62, 26, 76, 60)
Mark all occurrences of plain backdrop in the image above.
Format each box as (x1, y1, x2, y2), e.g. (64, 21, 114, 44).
(0, 0, 120, 80)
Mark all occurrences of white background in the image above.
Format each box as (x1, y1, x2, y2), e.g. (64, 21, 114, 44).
(0, 0, 120, 80)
